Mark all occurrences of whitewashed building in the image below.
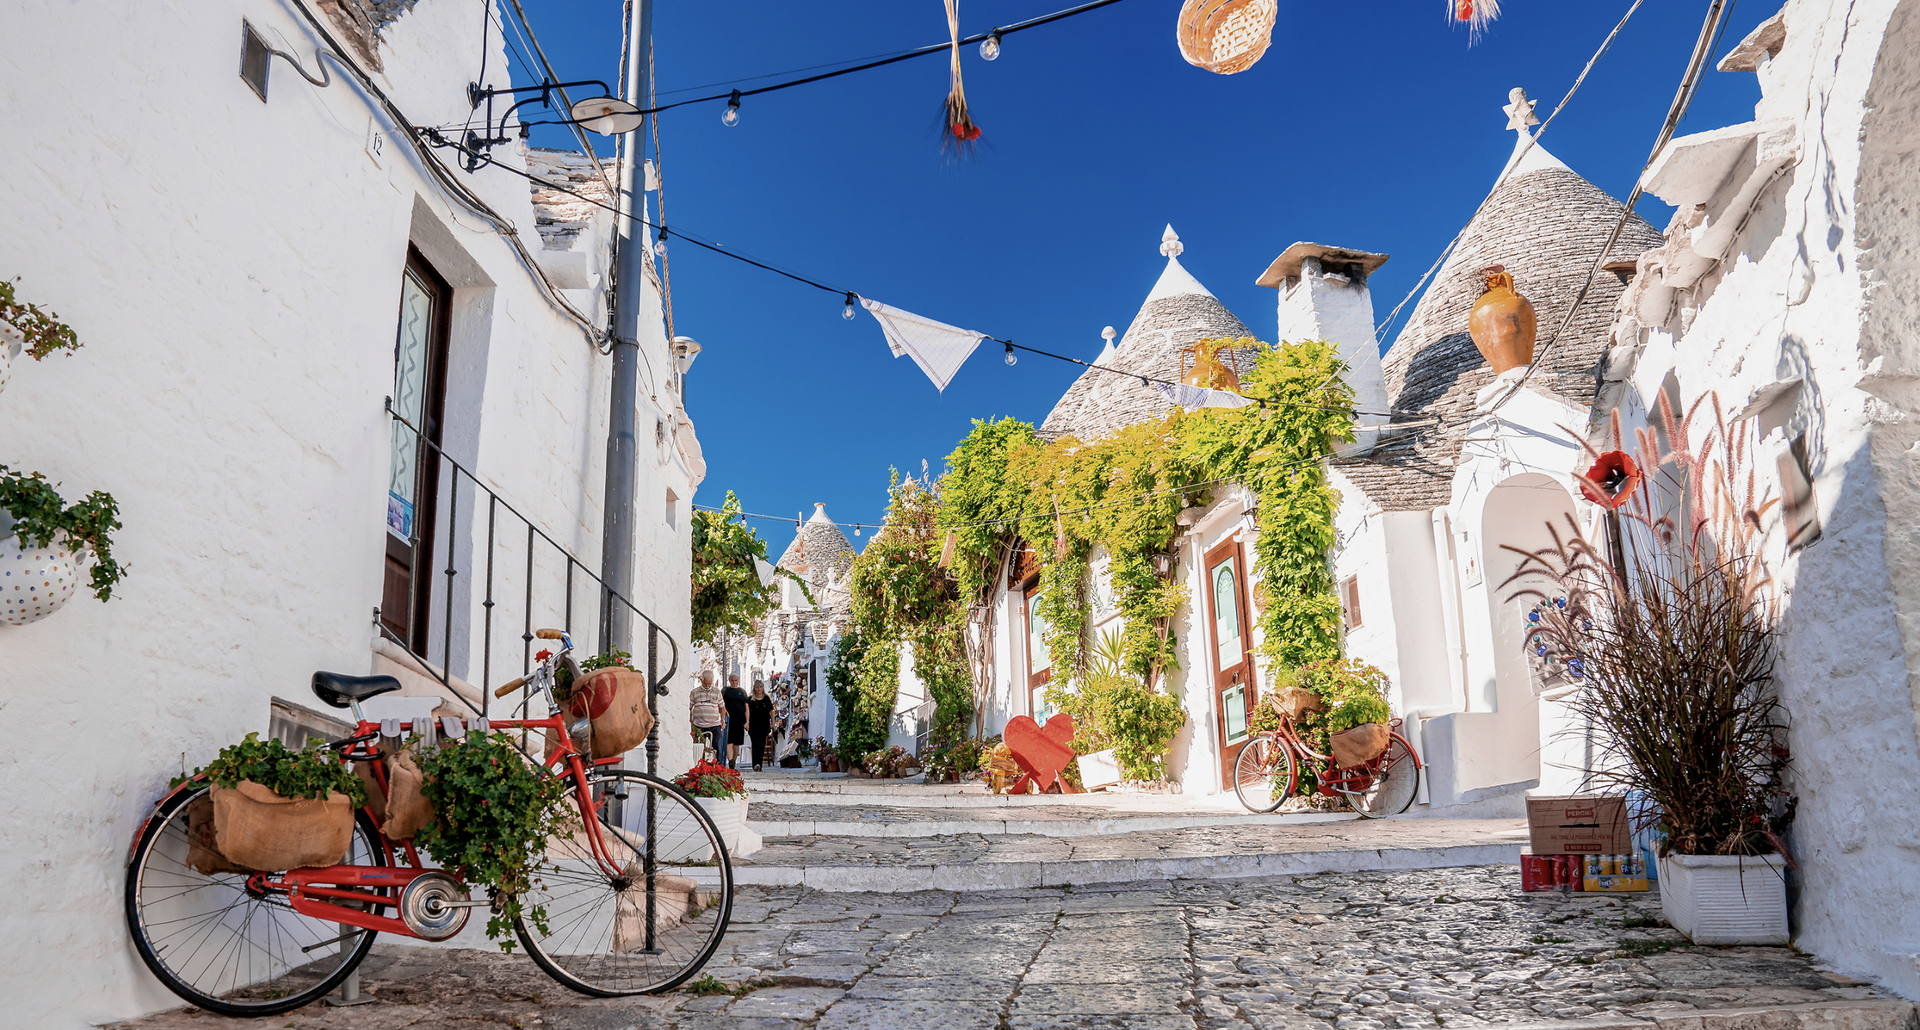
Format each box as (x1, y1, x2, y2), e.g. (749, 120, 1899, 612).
(0, 1, 701, 1023)
(1586, 0, 1920, 997)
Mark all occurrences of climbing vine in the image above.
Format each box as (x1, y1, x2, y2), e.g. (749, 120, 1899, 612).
(689, 491, 808, 646)
(940, 339, 1354, 688)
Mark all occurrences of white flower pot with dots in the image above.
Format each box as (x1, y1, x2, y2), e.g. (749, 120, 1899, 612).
(0, 323, 22, 396)
(1, 525, 86, 626)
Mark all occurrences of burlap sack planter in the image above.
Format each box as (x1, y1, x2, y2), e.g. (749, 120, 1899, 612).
(1329, 722, 1390, 769)
(185, 794, 250, 875)
(212, 780, 353, 872)
(566, 668, 654, 759)
(1275, 686, 1325, 720)
(381, 751, 433, 841)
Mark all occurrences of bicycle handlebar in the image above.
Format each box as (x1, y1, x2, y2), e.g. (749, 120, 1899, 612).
(494, 676, 528, 698)
(534, 627, 565, 640)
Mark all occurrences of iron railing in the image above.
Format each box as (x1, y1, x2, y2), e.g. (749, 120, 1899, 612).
(383, 403, 678, 773)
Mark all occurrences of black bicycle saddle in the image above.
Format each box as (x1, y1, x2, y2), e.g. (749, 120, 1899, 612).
(311, 671, 404, 709)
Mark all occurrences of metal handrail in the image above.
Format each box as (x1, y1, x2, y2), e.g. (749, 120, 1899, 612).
(384, 403, 680, 774)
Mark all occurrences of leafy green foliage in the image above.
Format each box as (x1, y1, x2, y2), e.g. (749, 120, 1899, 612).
(826, 628, 893, 759)
(0, 464, 125, 601)
(1280, 658, 1393, 756)
(673, 759, 746, 799)
(690, 491, 810, 646)
(940, 340, 1354, 689)
(0, 278, 82, 360)
(175, 732, 367, 807)
(412, 733, 569, 950)
(580, 650, 631, 673)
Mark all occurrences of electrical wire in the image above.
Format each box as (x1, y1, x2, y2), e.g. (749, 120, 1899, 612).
(501, 0, 620, 198)
(1371, 0, 1649, 350)
(515, 0, 1133, 127)
(277, 0, 604, 349)
(1481, 0, 1735, 418)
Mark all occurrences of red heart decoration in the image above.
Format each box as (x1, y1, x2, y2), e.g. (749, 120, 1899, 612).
(1002, 714, 1077, 793)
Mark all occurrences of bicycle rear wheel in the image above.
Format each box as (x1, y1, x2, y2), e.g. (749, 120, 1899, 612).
(1232, 735, 1295, 813)
(1345, 734, 1420, 818)
(516, 769, 733, 996)
(125, 783, 385, 1016)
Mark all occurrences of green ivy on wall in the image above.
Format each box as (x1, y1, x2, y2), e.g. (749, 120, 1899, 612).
(689, 491, 809, 646)
(940, 339, 1355, 688)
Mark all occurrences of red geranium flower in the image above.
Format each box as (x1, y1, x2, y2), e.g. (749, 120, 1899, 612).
(1579, 450, 1641, 509)
(535, 649, 553, 662)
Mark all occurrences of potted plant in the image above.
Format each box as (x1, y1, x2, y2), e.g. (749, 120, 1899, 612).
(1507, 396, 1794, 946)
(813, 736, 839, 773)
(0, 277, 83, 396)
(860, 744, 915, 778)
(412, 731, 569, 949)
(173, 732, 369, 874)
(674, 759, 748, 851)
(1, 464, 124, 625)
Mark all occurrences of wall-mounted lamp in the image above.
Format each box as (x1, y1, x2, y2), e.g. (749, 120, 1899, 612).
(671, 336, 702, 376)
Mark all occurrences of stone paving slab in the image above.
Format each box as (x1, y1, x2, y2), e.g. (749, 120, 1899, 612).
(105, 867, 1906, 1030)
(734, 817, 1531, 892)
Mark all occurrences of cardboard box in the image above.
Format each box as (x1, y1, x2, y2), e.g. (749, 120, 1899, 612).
(1526, 795, 1631, 855)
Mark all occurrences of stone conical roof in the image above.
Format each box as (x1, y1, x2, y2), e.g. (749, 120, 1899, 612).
(1337, 132, 1664, 511)
(776, 502, 855, 581)
(1039, 226, 1254, 441)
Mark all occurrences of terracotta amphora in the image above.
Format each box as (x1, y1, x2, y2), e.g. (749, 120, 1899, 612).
(1468, 265, 1537, 373)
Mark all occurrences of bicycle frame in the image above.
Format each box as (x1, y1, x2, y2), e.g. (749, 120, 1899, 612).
(1270, 716, 1421, 798)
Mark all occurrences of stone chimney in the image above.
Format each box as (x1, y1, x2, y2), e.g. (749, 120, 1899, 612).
(1256, 242, 1390, 450)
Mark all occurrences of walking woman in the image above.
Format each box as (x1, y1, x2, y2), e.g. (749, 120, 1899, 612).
(722, 674, 748, 769)
(747, 679, 775, 771)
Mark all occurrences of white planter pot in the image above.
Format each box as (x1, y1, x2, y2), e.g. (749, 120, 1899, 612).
(1078, 748, 1124, 790)
(1658, 852, 1789, 945)
(697, 795, 746, 846)
(1, 529, 84, 626)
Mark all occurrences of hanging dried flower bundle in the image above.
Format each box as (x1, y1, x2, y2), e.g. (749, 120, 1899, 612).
(942, 0, 981, 152)
(1451, 0, 1500, 42)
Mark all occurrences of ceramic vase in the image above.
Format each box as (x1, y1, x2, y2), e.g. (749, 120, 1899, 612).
(1657, 852, 1789, 945)
(1, 527, 84, 626)
(1467, 265, 1537, 373)
(0, 324, 22, 396)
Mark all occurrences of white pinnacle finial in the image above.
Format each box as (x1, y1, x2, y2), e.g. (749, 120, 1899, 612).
(1160, 224, 1184, 258)
(1504, 87, 1539, 133)
(1102, 326, 1116, 342)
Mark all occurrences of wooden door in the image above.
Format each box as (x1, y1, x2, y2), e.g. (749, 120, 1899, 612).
(1204, 538, 1255, 789)
(1020, 578, 1051, 719)
(381, 247, 452, 650)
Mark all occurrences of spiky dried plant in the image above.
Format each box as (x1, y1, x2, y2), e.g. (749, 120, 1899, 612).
(1499, 393, 1795, 859)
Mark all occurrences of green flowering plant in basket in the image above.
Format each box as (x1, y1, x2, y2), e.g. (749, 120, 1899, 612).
(171, 732, 368, 806)
(412, 732, 569, 950)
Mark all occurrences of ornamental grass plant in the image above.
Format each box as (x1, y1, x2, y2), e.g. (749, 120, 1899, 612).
(1503, 396, 1794, 859)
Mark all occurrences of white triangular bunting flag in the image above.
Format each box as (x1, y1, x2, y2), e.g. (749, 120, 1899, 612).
(860, 298, 987, 393)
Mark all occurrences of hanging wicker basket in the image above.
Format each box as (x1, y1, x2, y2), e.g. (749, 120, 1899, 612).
(1177, 0, 1278, 75)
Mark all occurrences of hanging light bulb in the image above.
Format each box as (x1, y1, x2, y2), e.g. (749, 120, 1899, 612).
(843, 292, 858, 321)
(854, 524, 862, 537)
(979, 30, 1002, 61)
(1004, 342, 1017, 366)
(722, 90, 742, 128)
(653, 226, 668, 259)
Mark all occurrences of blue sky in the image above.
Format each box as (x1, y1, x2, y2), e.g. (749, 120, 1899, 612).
(503, 0, 1766, 557)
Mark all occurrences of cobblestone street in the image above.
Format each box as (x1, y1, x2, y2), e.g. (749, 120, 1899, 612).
(110, 865, 1897, 1030)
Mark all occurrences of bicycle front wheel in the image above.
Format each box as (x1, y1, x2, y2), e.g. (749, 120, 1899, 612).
(1346, 734, 1420, 818)
(1233, 736, 1295, 813)
(516, 769, 734, 996)
(125, 783, 385, 1017)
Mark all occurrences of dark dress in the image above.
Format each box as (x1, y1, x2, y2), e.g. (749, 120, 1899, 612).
(722, 686, 748, 746)
(747, 695, 775, 766)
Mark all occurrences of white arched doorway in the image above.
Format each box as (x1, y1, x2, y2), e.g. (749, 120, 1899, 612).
(1479, 472, 1587, 795)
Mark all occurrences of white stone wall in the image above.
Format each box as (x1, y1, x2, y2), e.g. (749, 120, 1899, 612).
(1604, 0, 1920, 995)
(0, 1, 697, 1023)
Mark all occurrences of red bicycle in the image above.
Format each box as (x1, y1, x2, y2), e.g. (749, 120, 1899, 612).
(124, 630, 732, 1017)
(1232, 714, 1422, 817)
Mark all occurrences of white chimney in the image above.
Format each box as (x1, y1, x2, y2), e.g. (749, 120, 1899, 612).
(1256, 242, 1390, 452)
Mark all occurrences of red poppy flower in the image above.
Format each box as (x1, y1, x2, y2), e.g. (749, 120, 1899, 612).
(1580, 450, 1641, 509)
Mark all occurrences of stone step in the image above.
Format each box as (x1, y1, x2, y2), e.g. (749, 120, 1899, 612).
(746, 801, 1357, 838)
(1498, 1001, 1917, 1030)
(731, 815, 1530, 892)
